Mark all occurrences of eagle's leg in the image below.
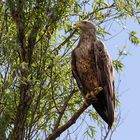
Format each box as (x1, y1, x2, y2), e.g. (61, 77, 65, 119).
(84, 87, 103, 105)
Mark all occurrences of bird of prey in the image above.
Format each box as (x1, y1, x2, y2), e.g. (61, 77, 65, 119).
(71, 20, 115, 128)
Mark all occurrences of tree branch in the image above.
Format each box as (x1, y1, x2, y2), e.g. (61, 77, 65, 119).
(53, 89, 78, 131)
(52, 30, 77, 53)
(46, 101, 90, 140)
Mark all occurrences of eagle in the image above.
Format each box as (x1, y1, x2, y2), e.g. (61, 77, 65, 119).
(71, 20, 115, 128)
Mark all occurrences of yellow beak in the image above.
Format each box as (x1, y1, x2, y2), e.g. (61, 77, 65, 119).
(75, 22, 82, 28)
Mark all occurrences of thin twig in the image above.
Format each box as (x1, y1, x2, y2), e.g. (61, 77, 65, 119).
(52, 30, 77, 53)
(103, 128, 110, 140)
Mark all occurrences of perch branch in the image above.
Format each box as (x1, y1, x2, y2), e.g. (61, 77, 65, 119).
(46, 101, 90, 140)
(46, 87, 103, 140)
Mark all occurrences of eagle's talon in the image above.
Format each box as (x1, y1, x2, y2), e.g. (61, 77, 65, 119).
(85, 92, 92, 99)
(94, 86, 103, 95)
(84, 92, 93, 105)
(84, 87, 103, 104)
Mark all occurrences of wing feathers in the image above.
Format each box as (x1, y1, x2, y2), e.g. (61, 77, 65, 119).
(71, 51, 85, 94)
(92, 41, 115, 127)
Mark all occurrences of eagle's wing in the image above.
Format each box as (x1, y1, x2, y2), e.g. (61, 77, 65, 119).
(92, 40, 115, 127)
(71, 50, 85, 94)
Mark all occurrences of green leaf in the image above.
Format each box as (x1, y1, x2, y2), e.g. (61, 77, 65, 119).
(129, 31, 140, 45)
(113, 60, 123, 73)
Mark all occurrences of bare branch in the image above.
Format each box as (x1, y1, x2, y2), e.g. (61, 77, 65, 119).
(46, 101, 90, 140)
(53, 89, 78, 131)
(102, 129, 110, 140)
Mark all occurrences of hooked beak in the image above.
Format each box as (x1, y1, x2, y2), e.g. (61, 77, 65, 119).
(74, 22, 82, 28)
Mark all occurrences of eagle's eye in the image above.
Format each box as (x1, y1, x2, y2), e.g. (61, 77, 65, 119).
(83, 21, 87, 24)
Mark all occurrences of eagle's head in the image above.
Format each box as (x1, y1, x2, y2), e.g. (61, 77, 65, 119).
(75, 20, 96, 32)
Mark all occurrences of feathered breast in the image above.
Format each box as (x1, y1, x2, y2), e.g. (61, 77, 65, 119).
(72, 39, 100, 95)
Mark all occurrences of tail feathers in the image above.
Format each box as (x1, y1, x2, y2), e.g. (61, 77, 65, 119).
(92, 90, 114, 128)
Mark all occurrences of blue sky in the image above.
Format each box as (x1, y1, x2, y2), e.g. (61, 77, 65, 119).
(113, 43, 140, 140)
(104, 18, 140, 140)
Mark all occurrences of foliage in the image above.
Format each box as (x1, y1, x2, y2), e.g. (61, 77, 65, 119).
(0, 0, 140, 139)
(129, 31, 140, 45)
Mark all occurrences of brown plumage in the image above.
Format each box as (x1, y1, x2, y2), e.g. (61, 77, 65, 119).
(71, 20, 115, 128)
